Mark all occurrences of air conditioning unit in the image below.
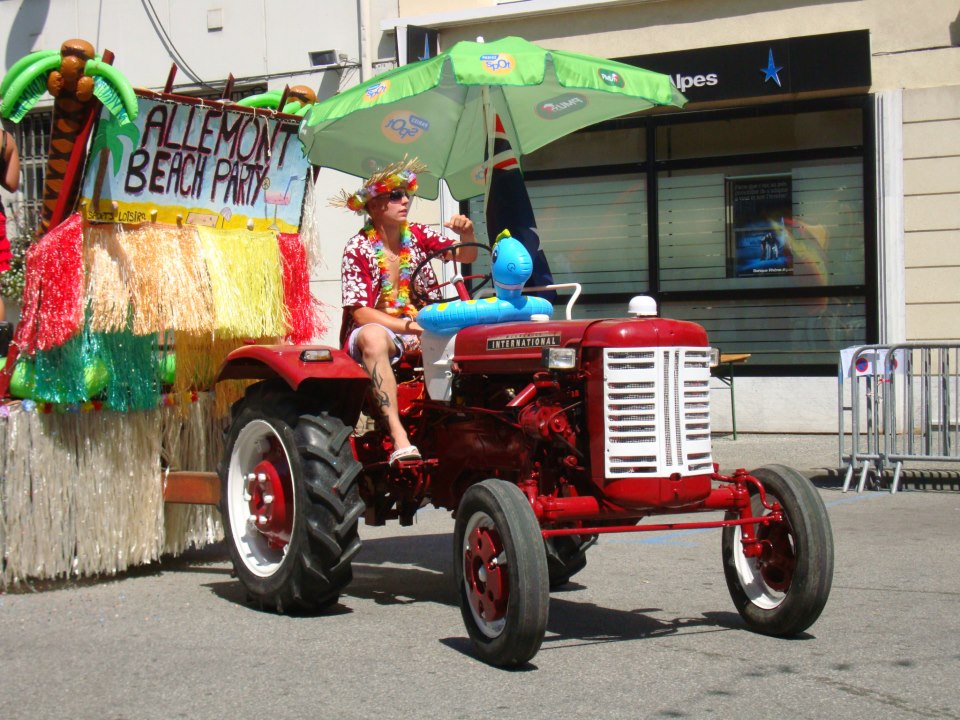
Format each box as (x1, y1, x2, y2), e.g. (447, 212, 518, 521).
(309, 50, 341, 67)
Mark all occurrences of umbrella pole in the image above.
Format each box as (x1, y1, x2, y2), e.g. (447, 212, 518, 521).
(482, 86, 496, 226)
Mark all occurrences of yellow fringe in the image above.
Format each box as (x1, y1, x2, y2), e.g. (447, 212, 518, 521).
(196, 226, 287, 338)
(171, 332, 272, 416)
(84, 224, 216, 335)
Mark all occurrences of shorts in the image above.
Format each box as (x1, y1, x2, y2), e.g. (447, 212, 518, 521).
(346, 324, 421, 364)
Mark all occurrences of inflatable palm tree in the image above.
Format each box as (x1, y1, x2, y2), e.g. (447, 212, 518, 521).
(236, 84, 317, 115)
(0, 38, 138, 237)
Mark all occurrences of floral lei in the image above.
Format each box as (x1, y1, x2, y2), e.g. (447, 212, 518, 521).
(366, 221, 417, 318)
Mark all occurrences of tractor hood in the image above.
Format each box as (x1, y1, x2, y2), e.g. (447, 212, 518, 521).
(452, 317, 709, 375)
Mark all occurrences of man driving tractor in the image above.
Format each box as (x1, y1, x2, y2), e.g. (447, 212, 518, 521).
(336, 158, 478, 465)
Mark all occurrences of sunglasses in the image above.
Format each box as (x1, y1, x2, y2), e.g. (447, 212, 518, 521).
(387, 189, 409, 202)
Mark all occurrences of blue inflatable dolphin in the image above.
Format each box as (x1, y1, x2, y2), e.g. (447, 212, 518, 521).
(417, 230, 554, 335)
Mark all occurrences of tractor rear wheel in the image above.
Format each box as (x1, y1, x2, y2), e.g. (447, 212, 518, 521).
(454, 479, 549, 667)
(544, 534, 593, 589)
(722, 464, 834, 636)
(220, 382, 363, 613)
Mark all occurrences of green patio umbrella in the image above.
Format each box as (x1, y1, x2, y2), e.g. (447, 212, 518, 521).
(299, 36, 686, 200)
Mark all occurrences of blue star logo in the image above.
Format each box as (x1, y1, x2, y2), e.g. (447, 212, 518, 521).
(761, 48, 783, 87)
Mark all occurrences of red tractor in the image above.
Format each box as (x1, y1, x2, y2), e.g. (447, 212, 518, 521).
(216, 248, 834, 667)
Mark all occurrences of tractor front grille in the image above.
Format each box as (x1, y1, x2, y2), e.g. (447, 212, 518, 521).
(603, 347, 713, 477)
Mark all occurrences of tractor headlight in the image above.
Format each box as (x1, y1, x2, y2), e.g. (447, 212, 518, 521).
(542, 347, 577, 370)
(710, 348, 720, 368)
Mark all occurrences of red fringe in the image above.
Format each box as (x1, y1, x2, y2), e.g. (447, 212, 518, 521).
(277, 232, 323, 343)
(14, 214, 85, 354)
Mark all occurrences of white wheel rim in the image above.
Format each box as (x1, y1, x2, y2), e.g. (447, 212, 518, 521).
(462, 511, 508, 639)
(227, 419, 295, 578)
(732, 522, 788, 610)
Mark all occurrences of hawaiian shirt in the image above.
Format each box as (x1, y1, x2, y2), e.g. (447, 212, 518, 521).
(340, 222, 454, 346)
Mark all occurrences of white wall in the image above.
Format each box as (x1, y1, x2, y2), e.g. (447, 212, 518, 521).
(0, 0, 363, 93)
(0, 0, 404, 347)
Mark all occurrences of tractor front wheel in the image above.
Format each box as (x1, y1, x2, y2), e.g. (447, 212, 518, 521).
(722, 464, 834, 636)
(454, 480, 549, 667)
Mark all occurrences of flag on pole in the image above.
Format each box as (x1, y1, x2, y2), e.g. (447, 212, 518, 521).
(485, 116, 557, 301)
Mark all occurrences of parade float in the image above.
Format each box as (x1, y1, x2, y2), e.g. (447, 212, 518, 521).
(0, 39, 323, 585)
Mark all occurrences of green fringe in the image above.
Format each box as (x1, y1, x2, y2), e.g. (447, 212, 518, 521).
(33, 334, 88, 403)
(31, 312, 165, 411)
(97, 327, 162, 411)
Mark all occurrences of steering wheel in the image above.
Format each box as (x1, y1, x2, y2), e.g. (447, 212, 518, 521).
(410, 242, 493, 306)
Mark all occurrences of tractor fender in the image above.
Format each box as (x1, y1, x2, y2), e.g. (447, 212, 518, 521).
(216, 344, 372, 427)
(216, 344, 369, 389)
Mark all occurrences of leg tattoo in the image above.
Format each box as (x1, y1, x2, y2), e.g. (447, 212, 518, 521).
(365, 361, 391, 410)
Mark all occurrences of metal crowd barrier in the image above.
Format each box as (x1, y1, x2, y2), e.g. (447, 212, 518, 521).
(839, 343, 960, 493)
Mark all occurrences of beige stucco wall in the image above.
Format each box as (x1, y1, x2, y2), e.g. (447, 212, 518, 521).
(399, 0, 487, 15)
(903, 85, 960, 341)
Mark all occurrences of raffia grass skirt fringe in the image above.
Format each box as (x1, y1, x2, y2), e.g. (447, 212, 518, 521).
(0, 394, 225, 587)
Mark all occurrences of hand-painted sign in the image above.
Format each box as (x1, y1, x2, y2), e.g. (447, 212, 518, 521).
(79, 94, 309, 233)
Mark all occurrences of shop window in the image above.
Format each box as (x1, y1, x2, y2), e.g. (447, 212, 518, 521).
(662, 296, 866, 366)
(658, 159, 865, 292)
(463, 100, 871, 372)
(656, 109, 862, 161)
(469, 172, 649, 297)
(523, 127, 645, 171)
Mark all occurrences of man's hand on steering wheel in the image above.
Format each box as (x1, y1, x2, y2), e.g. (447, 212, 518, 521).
(410, 242, 493, 306)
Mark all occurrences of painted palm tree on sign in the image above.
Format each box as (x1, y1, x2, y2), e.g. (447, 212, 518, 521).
(89, 114, 141, 211)
(0, 38, 138, 237)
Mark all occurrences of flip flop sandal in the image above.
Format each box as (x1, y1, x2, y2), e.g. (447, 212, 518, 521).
(389, 445, 422, 465)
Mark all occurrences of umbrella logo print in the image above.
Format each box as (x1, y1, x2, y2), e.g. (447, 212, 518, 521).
(364, 80, 390, 102)
(300, 37, 686, 201)
(536, 93, 588, 119)
(481, 53, 515, 76)
(598, 69, 625, 88)
(381, 110, 429, 144)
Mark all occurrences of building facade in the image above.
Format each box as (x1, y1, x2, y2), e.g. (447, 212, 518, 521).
(1, 0, 957, 433)
(370, 0, 959, 432)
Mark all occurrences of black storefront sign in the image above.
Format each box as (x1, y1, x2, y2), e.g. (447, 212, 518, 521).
(619, 30, 871, 104)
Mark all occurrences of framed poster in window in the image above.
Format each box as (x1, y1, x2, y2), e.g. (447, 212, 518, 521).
(726, 175, 793, 278)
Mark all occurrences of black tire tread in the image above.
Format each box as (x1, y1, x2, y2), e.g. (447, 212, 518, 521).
(221, 381, 364, 614)
(454, 480, 550, 667)
(722, 464, 834, 637)
(544, 534, 593, 589)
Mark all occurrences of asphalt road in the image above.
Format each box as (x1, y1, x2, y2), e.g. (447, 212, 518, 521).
(1, 438, 959, 719)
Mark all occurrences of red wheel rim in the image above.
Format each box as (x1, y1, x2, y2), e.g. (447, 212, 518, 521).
(464, 524, 509, 624)
(756, 520, 796, 592)
(246, 440, 293, 550)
